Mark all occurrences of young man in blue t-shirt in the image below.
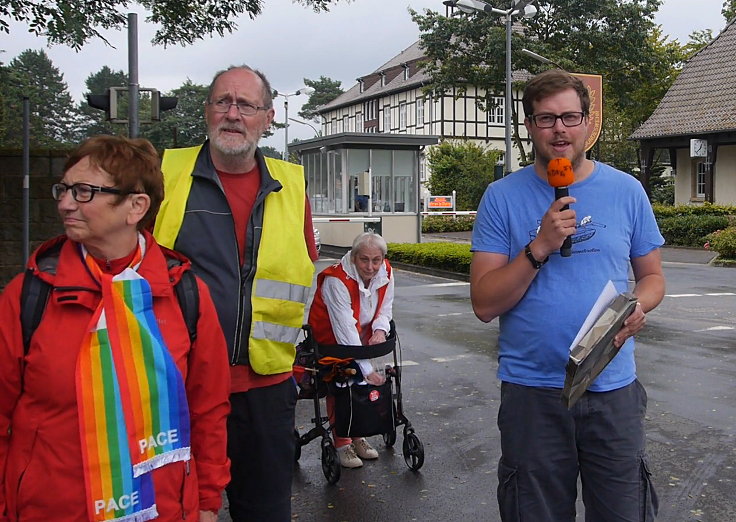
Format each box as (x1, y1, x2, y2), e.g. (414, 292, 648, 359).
(470, 69, 665, 521)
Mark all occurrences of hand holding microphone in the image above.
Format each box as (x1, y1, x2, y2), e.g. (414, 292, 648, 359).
(546, 158, 575, 257)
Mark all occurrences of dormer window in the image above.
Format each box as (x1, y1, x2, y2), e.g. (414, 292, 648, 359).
(380, 73, 386, 87)
(358, 79, 364, 93)
(403, 65, 410, 81)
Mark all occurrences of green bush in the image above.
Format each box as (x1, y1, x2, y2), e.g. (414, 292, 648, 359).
(422, 215, 475, 233)
(657, 214, 730, 247)
(705, 227, 736, 259)
(388, 242, 472, 274)
(653, 203, 736, 218)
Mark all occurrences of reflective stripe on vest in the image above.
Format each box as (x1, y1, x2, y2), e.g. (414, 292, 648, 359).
(155, 146, 314, 374)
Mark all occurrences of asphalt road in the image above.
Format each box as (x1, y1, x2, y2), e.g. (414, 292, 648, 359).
(218, 254, 735, 522)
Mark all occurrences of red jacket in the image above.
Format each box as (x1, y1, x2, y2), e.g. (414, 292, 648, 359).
(0, 232, 231, 521)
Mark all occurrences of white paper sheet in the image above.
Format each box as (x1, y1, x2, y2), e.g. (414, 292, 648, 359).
(568, 280, 618, 352)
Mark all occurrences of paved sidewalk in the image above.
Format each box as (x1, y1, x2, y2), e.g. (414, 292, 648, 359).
(422, 232, 719, 265)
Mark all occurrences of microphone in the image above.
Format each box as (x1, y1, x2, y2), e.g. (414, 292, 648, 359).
(546, 158, 575, 257)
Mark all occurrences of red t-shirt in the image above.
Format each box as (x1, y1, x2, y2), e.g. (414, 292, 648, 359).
(217, 164, 317, 393)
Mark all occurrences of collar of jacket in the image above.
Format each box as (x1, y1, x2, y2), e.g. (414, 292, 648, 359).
(29, 231, 186, 312)
(193, 141, 283, 196)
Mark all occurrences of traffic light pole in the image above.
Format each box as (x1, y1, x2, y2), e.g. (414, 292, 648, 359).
(128, 13, 139, 138)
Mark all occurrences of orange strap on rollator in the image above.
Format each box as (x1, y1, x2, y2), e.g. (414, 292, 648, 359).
(318, 356, 357, 382)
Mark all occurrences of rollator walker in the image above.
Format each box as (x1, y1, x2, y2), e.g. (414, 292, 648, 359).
(292, 321, 424, 484)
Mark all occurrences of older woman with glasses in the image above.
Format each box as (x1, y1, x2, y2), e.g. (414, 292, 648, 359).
(307, 231, 394, 469)
(0, 135, 230, 522)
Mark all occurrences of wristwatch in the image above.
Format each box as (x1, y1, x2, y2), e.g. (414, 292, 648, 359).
(524, 242, 549, 269)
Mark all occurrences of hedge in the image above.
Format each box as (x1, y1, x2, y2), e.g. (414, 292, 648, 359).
(656, 214, 731, 247)
(705, 227, 736, 259)
(388, 242, 472, 274)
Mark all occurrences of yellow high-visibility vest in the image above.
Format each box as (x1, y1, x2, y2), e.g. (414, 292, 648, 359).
(155, 145, 314, 374)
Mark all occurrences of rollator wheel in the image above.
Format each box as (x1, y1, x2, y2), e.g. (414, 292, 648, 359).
(321, 438, 341, 484)
(294, 428, 302, 463)
(402, 432, 425, 471)
(383, 425, 397, 447)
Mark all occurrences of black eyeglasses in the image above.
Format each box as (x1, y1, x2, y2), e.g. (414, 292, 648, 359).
(51, 182, 125, 203)
(208, 99, 270, 116)
(529, 112, 586, 128)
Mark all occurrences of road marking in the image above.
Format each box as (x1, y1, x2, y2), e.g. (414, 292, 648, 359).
(431, 354, 471, 363)
(667, 293, 736, 298)
(695, 326, 735, 332)
(400, 360, 419, 366)
(437, 312, 474, 317)
(416, 281, 469, 288)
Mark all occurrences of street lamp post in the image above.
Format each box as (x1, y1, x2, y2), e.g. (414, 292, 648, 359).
(274, 87, 314, 160)
(449, 0, 537, 176)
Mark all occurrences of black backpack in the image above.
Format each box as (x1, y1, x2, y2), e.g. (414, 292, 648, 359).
(20, 256, 199, 354)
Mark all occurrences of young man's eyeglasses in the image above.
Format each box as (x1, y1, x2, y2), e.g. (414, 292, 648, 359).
(51, 182, 127, 203)
(208, 99, 270, 116)
(529, 112, 586, 128)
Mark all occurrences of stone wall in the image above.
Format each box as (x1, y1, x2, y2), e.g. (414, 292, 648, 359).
(0, 149, 68, 288)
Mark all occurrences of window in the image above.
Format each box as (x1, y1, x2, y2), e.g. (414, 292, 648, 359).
(359, 80, 364, 93)
(399, 102, 407, 130)
(383, 107, 391, 132)
(355, 112, 363, 131)
(305, 148, 417, 216)
(380, 73, 386, 87)
(416, 99, 424, 126)
(488, 96, 505, 125)
(696, 161, 706, 198)
(403, 66, 410, 81)
(363, 100, 377, 121)
(342, 115, 349, 132)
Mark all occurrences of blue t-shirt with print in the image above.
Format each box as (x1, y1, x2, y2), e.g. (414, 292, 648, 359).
(471, 162, 664, 391)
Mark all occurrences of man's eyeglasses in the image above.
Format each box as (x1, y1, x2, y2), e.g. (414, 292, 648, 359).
(208, 99, 270, 116)
(51, 182, 126, 203)
(529, 112, 586, 128)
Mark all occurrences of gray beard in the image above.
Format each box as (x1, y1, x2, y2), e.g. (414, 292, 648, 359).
(209, 129, 258, 158)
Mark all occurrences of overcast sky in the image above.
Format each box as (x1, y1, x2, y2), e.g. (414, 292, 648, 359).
(1, 0, 730, 151)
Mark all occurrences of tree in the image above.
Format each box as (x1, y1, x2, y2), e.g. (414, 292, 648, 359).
(723, 0, 736, 22)
(260, 145, 282, 159)
(0, 49, 79, 147)
(426, 140, 499, 210)
(298, 76, 344, 122)
(412, 0, 678, 172)
(1, 0, 348, 50)
(142, 79, 208, 149)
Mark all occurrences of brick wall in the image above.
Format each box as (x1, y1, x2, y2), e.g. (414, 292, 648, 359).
(0, 149, 68, 288)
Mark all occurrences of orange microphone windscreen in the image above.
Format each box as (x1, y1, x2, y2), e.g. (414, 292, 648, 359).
(547, 158, 574, 188)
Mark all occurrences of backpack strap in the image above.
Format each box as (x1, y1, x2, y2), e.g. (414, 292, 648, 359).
(20, 251, 199, 357)
(20, 269, 53, 355)
(167, 257, 199, 343)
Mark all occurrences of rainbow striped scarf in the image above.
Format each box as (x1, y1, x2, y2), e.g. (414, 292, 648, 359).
(76, 235, 191, 521)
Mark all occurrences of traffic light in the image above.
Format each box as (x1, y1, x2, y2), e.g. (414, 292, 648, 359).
(86, 88, 121, 121)
(86, 87, 177, 122)
(151, 90, 178, 121)
(87, 91, 112, 120)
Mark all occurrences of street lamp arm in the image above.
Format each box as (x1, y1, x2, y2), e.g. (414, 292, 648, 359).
(289, 117, 320, 135)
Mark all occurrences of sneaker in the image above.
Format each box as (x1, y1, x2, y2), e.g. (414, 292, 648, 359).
(353, 438, 379, 460)
(337, 444, 363, 468)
